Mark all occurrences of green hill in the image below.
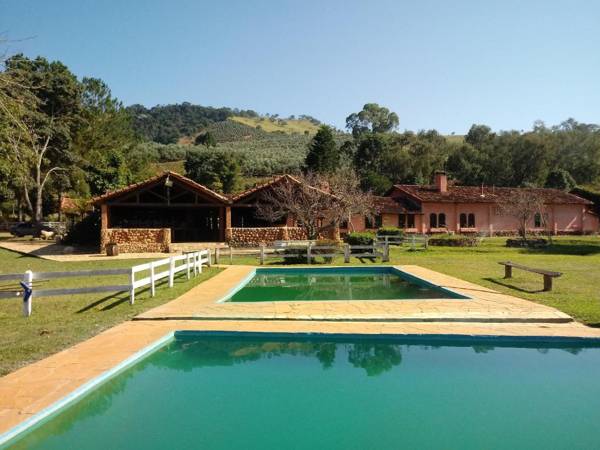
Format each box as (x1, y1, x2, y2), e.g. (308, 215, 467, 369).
(230, 116, 321, 135)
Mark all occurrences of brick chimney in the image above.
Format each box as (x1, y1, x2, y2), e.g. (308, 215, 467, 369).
(434, 171, 447, 193)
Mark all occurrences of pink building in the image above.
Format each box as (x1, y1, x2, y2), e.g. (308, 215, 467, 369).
(374, 172, 598, 235)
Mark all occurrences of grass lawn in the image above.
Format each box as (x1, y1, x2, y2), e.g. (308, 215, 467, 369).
(0, 247, 221, 376)
(223, 236, 600, 326)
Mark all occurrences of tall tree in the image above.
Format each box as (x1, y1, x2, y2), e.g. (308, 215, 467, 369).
(185, 149, 240, 193)
(345, 103, 399, 138)
(73, 77, 144, 196)
(1, 54, 83, 221)
(305, 125, 340, 173)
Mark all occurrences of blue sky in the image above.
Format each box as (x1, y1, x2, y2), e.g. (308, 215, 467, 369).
(2, 0, 599, 133)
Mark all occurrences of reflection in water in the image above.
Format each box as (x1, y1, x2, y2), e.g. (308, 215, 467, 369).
(229, 269, 460, 302)
(157, 339, 405, 376)
(7, 336, 596, 450)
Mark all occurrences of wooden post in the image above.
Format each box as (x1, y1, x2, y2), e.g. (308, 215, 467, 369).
(260, 245, 265, 265)
(215, 248, 220, 265)
(186, 254, 191, 279)
(543, 275, 553, 291)
(411, 234, 416, 251)
(129, 268, 135, 305)
(383, 243, 390, 262)
(504, 264, 512, 279)
(169, 256, 175, 287)
(424, 235, 429, 249)
(22, 270, 33, 317)
(198, 252, 203, 274)
(150, 261, 156, 297)
(344, 244, 350, 263)
(206, 249, 211, 267)
(307, 242, 312, 264)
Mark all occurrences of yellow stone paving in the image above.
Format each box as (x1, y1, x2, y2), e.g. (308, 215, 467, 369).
(2, 264, 600, 439)
(135, 265, 572, 322)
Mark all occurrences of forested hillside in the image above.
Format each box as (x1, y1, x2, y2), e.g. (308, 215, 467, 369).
(125, 103, 259, 144)
(2, 51, 600, 221)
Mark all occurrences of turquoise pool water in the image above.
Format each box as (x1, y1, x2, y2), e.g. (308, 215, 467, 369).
(227, 267, 466, 302)
(5, 334, 600, 450)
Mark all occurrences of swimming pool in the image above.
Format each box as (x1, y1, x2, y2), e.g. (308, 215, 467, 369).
(225, 267, 468, 302)
(4, 333, 600, 449)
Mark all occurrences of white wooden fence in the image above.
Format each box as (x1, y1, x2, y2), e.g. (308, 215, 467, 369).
(376, 234, 429, 250)
(129, 250, 210, 304)
(0, 250, 210, 317)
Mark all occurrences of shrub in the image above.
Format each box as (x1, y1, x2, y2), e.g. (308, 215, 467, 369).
(344, 232, 376, 246)
(377, 227, 404, 237)
(428, 234, 479, 247)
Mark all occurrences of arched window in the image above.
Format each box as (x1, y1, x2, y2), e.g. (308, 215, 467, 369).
(468, 213, 476, 228)
(534, 213, 542, 228)
(430, 213, 437, 228)
(438, 213, 446, 227)
(459, 213, 467, 228)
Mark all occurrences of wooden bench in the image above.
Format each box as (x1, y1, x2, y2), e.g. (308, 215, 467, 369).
(498, 261, 562, 292)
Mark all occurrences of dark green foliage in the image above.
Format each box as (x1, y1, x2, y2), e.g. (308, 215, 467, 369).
(346, 103, 399, 138)
(344, 232, 376, 246)
(447, 120, 600, 187)
(305, 125, 340, 173)
(184, 149, 241, 193)
(377, 227, 403, 237)
(195, 131, 217, 148)
(126, 103, 259, 144)
(545, 169, 576, 191)
(428, 234, 479, 247)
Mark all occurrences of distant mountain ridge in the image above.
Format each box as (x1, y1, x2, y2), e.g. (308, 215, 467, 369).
(126, 102, 323, 144)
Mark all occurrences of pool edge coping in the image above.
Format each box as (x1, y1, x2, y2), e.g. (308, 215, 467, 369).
(216, 265, 471, 303)
(0, 332, 175, 448)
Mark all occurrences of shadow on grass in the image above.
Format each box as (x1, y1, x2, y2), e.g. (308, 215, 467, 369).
(483, 277, 545, 294)
(76, 292, 124, 313)
(518, 241, 600, 256)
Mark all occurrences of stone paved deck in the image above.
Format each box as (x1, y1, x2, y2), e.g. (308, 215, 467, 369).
(135, 265, 572, 323)
(2, 265, 599, 441)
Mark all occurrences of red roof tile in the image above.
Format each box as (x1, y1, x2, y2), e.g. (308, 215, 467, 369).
(391, 185, 592, 205)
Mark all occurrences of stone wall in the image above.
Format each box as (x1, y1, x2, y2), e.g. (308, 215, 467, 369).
(100, 228, 171, 253)
(228, 227, 308, 247)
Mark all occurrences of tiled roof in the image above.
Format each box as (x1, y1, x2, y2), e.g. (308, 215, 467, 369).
(229, 175, 299, 202)
(91, 171, 230, 205)
(391, 185, 592, 205)
(373, 196, 419, 213)
(230, 174, 334, 202)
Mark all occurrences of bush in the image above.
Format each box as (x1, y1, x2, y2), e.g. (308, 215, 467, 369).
(506, 238, 548, 248)
(428, 234, 479, 247)
(62, 212, 101, 247)
(344, 232, 376, 246)
(377, 227, 404, 237)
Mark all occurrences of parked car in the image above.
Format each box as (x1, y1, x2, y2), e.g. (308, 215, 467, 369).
(9, 222, 54, 238)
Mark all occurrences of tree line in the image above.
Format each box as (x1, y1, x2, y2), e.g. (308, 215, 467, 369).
(304, 103, 600, 195)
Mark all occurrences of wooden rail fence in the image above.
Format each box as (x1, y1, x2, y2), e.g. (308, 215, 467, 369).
(212, 243, 390, 265)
